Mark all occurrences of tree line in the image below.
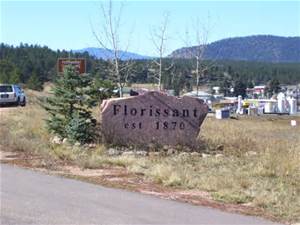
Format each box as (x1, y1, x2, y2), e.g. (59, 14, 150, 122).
(1, 43, 300, 95)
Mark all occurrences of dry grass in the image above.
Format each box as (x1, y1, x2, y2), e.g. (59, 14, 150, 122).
(201, 116, 300, 154)
(1, 89, 299, 222)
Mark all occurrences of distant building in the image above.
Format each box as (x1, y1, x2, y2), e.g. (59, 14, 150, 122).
(246, 85, 266, 98)
(183, 90, 215, 107)
(281, 84, 300, 111)
(281, 84, 300, 98)
(212, 86, 220, 94)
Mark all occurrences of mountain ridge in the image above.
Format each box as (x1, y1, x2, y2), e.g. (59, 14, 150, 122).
(169, 35, 300, 62)
(73, 47, 152, 60)
(74, 35, 300, 62)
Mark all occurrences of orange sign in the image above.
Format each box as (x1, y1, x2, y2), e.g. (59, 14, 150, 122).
(57, 58, 86, 74)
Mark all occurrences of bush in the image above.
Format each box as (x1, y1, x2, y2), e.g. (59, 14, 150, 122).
(43, 65, 96, 143)
(65, 112, 96, 144)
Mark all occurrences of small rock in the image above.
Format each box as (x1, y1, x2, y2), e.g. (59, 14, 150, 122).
(88, 143, 96, 148)
(190, 152, 201, 157)
(122, 151, 134, 156)
(74, 142, 81, 147)
(179, 152, 189, 158)
(202, 153, 210, 158)
(167, 148, 177, 155)
(215, 153, 223, 158)
(242, 202, 254, 207)
(135, 151, 148, 157)
(246, 151, 257, 156)
(121, 146, 130, 151)
(163, 145, 169, 151)
(107, 148, 120, 156)
(51, 136, 62, 144)
(62, 138, 68, 144)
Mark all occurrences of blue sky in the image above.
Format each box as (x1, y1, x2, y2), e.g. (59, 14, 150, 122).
(1, 0, 299, 56)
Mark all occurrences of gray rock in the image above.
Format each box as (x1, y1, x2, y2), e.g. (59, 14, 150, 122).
(246, 151, 257, 156)
(122, 151, 134, 156)
(201, 153, 210, 158)
(135, 151, 148, 157)
(62, 138, 68, 144)
(215, 153, 223, 158)
(101, 91, 208, 147)
(121, 146, 130, 151)
(167, 148, 177, 155)
(178, 152, 189, 158)
(88, 143, 96, 148)
(74, 142, 81, 147)
(163, 145, 169, 151)
(190, 152, 201, 157)
(107, 148, 120, 156)
(51, 136, 62, 145)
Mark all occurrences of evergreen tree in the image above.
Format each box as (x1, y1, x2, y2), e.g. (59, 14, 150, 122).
(0, 59, 15, 83)
(247, 80, 254, 88)
(93, 78, 116, 101)
(9, 68, 21, 84)
(266, 78, 281, 97)
(218, 72, 232, 96)
(27, 72, 43, 90)
(233, 79, 247, 97)
(43, 65, 96, 144)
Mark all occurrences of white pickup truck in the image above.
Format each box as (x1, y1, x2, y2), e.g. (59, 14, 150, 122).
(0, 84, 26, 106)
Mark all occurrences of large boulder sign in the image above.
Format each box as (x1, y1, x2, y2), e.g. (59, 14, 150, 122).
(101, 91, 208, 147)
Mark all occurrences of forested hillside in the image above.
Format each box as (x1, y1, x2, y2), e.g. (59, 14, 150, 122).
(170, 35, 300, 62)
(0, 43, 98, 90)
(1, 43, 300, 93)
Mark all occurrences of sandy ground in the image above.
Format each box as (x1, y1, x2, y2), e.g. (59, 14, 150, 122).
(0, 105, 20, 113)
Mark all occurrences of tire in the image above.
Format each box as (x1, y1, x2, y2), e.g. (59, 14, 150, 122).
(20, 97, 26, 107)
(15, 97, 20, 107)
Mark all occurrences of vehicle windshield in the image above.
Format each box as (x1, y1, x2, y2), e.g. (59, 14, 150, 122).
(0, 85, 13, 92)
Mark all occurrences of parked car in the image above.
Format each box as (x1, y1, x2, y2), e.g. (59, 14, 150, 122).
(0, 84, 26, 106)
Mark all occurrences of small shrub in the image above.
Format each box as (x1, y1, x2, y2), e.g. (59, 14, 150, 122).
(43, 66, 97, 144)
(65, 112, 96, 144)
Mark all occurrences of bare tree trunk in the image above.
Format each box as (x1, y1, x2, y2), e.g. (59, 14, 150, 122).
(196, 56, 199, 95)
(91, 0, 133, 98)
(182, 17, 212, 94)
(159, 57, 162, 90)
(150, 12, 170, 91)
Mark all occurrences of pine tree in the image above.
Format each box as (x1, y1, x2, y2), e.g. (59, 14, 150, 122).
(233, 79, 247, 97)
(9, 69, 21, 84)
(0, 59, 15, 83)
(43, 65, 97, 144)
(27, 72, 43, 90)
(266, 78, 281, 97)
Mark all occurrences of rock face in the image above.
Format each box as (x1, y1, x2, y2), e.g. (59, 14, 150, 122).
(101, 91, 208, 147)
